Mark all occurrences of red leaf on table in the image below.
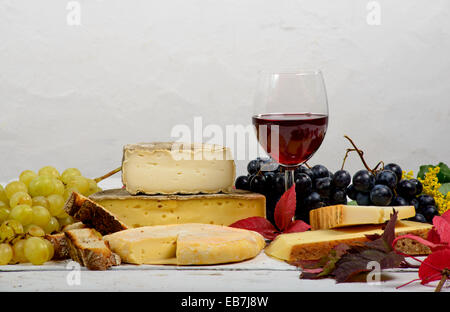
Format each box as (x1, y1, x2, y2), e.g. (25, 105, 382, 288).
(274, 185, 297, 231)
(284, 219, 311, 233)
(432, 214, 450, 245)
(418, 249, 450, 285)
(229, 216, 278, 240)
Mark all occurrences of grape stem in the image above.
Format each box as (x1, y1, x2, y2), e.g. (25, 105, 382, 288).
(94, 167, 122, 183)
(435, 269, 449, 292)
(342, 135, 384, 175)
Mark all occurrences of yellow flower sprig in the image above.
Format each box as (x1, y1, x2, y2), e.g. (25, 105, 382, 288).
(403, 167, 450, 214)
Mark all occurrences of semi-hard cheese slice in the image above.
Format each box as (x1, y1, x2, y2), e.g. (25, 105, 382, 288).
(122, 142, 235, 195)
(309, 205, 416, 230)
(265, 220, 432, 262)
(103, 223, 266, 265)
(89, 188, 266, 227)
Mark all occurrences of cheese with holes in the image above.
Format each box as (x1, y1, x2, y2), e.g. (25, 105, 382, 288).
(122, 142, 235, 195)
(103, 223, 266, 265)
(89, 188, 266, 227)
(309, 205, 416, 230)
(265, 220, 432, 261)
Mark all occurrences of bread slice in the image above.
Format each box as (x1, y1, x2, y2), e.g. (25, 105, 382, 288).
(64, 192, 128, 235)
(45, 233, 70, 260)
(64, 228, 121, 270)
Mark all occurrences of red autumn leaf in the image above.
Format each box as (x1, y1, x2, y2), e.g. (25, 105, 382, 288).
(284, 219, 311, 233)
(229, 216, 278, 240)
(274, 184, 297, 231)
(418, 249, 450, 285)
(432, 214, 450, 245)
(427, 227, 442, 245)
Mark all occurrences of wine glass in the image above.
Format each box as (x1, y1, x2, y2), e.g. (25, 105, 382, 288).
(252, 70, 329, 191)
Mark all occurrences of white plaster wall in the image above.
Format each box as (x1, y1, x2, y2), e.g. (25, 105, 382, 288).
(0, 0, 449, 181)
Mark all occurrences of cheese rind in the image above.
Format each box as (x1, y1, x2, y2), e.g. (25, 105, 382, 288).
(122, 142, 236, 195)
(103, 223, 266, 265)
(265, 220, 432, 262)
(89, 188, 266, 227)
(309, 205, 416, 230)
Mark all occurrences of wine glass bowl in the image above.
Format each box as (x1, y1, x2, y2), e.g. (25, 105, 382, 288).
(252, 71, 329, 189)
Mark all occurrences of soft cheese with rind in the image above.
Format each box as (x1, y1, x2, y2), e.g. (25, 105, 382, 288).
(265, 220, 432, 262)
(122, 142, 236, 195)
(103, 223, 266, 265)
(309, 205, 416, 230)
(89, 188, 266, 227)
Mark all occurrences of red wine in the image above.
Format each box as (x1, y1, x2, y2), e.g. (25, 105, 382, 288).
(252, 113, 328, 166)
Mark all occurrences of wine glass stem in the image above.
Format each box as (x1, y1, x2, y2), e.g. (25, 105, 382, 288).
(284, 168, 295, 192)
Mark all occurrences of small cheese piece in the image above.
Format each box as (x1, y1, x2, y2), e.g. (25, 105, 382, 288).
(122, 142, 236, 195)
(265, 220, 432, 262)
(309, 205, 416, 230)
(89, 188, 266, 227)
(103, 223, 266, 265)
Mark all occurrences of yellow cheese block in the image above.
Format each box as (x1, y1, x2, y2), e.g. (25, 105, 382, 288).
(265, 220, 432, 262)
(89, 189, 266, 228)
(309, 205, 416, 230)
(103, 223, 266, 265)
(122, 142, 235, 195)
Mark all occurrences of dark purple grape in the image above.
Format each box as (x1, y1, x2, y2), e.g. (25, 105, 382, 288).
(273, 172, 285, 195)
(384, 163, 403, 182)
(409, 179, 423, 196)
(294, 173, 312, 196)
(311, 165, 329, 180)
(235, 175, 250, 191)
(353, 170, 375, 193)
(410, 198, 420, 211)
(314, 177, 333, 198)
(370, 185, 393, 206)
(331, 189, 347, 205)
(375, 170, 397, 190)
(346, 184, 358, 200)
(418, 194, 436, 209)
(247, 160, 261, 175)
(249, 175, 267, 194)
(333, 170, 351, 189)
(397, 180, 417, 198)
(422, 205, 439, 222)
(391, 196, 409, 206)
(304, 192, 322, 210)
(410, 213, 427, 223)
(356, 192, 371, 206)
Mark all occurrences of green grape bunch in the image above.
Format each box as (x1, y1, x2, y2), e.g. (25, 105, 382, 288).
(0, 166, 102, 265)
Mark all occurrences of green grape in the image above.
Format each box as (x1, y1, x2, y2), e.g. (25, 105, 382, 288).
(38, 166, 60, 179)
(24, 237, 49, 265)
(19, 170, 38, 187)
(47, 194, 65, 216)
(9, 204, 34, 225)
(65, 176, 89, 195)
(24, 224, 45, 237)
(53, 179, 65, 196)
(0, 223, 15, 243)
(58, 215, 74, 227)
(12, 239, 28, 263)
(32, 196, 49, 208)
(9, 191, 33, 208)
(0, 186, 8, 204)
(0, 243, 13, 265)
(28, 176, 55, 197)
(43, 239, 54, 261)
(0, 207, 10, 223)
(56, 210, 70, 219)
(3, 220, 24, 236)
(85, 179, 100, 196)
(43, 217, 59, 234)
(61, 168, 82, 184)
(63, 187, 79, 201)
(31, 206, 51, 228)
(5, 181, 28, 199)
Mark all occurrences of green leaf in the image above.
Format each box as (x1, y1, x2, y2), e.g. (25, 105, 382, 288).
(437, 162, 450, 183)
(347, 200, 357, 206)
(417, 165, 433, 180)
(439, 183, 450, 196)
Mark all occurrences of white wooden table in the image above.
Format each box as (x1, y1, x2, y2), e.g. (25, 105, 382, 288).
(1, 178, 446, 292)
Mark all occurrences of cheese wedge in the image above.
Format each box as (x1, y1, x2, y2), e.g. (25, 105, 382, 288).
(265, 220, 432, 262)
(103, 223, 266, 265)
(122, 142, 235, 195)
(89, 188, 266, 227)
(309, 205, 416, 230)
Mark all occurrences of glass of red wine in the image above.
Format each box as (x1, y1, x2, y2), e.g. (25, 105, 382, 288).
(252, 70, 329, 191)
